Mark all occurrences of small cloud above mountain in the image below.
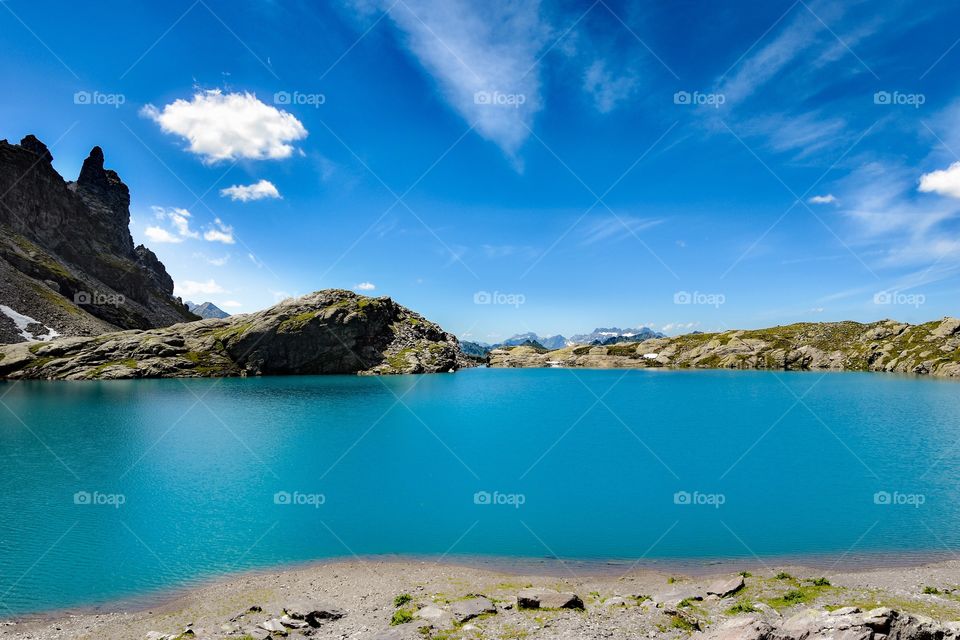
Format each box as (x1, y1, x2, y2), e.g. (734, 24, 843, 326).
(220, 179, 281, 202)
(142, 90, 307, 163)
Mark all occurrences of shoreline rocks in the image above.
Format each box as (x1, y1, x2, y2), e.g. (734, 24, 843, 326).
(489, 317, 960, 379)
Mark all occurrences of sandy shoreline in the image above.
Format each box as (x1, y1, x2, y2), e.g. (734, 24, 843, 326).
(5, 556, 960, 640)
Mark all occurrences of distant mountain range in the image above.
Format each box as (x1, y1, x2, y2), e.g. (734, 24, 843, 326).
(462, 326, 664, 355)
(185, 301, 230, 319)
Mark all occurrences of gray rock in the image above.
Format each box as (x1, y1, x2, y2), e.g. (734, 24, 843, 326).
(450, 596, 496, 622)
(702, 616, 773, 640)
(414, 604, 454, 627)
(707, 575, 745, 598)
(517, 588, 584, 610)
(283, 599, 345, 627)
(258, 618, 288, 634)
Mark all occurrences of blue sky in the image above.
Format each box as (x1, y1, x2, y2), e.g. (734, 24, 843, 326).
(2, 0, 960, 341)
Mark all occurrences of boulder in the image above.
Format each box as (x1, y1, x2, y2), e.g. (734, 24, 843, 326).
(702, 616, 773, 640)
(707, 575, 745, 598)
(283, 599, 345, 627)
(414, 604, 454, 627)
(450, 596, 496, 622)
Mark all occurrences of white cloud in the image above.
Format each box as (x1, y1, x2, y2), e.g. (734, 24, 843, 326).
(142, 90, 308, 163)
(349, 0, 549, 157)
(354, 282, 376, 291)
(220, 179, 281, 202)
(176, 279, 226, 297)
(148, 206, 200, 242)
(144, 226, 183, 243)
(808, 194, 837, 204)
(583, 60, 638, 114)
(919, 162, 960, 199)
(203, 218, 235, 244)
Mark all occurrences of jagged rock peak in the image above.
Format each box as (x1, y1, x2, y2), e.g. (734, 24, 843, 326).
(19, 135, 53, 164)
(78, 146, 108, 186)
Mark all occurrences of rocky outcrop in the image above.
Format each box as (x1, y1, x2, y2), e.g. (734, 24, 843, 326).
(0, 135, 196, 344)
(704, 607, 960, 640)
(0, 289, 471, 380)
(489, 318, 960, 378)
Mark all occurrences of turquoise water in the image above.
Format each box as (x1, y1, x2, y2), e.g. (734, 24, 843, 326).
(1, 368, 959, 615)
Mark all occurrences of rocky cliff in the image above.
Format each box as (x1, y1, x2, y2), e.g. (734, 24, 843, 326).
(0, 290, 470, 379)
(0, 135, 196, 344)
(489, 318, 960, 378)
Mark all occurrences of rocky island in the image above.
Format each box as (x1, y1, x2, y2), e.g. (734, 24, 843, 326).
(0, 289, 470, 379)
(489, 318, 960, 378)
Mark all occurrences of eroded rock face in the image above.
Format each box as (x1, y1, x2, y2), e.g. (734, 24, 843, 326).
(490, 318, 960, 379)
(0, 136, 195, 344)
(0, 290, 471, 380)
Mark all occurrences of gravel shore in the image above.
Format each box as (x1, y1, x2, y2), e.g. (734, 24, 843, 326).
(5, 558, 960, 640)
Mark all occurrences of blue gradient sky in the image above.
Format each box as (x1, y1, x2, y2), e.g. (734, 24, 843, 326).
(2, 0, 960, 341)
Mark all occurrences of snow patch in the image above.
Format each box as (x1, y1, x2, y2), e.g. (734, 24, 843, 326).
(0, 305, 60, 342)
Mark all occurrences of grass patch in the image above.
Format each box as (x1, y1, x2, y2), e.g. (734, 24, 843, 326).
(775, 572, 793, 580)
(726, 601, 757, 615)
(394, 593, 413, 607)
(763, 583, 835, 610)
(670, 615, 697, 631)
(923, 586, 941, 595)
(390, 608, 414, 625)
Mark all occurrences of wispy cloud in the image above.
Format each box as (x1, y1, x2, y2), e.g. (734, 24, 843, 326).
(347, 0, 550, 157)
(808, 194, 837, 204)
(580, 216, 662, 245)
(176, 279, 226, 297)
(583, 59, 638, 114)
